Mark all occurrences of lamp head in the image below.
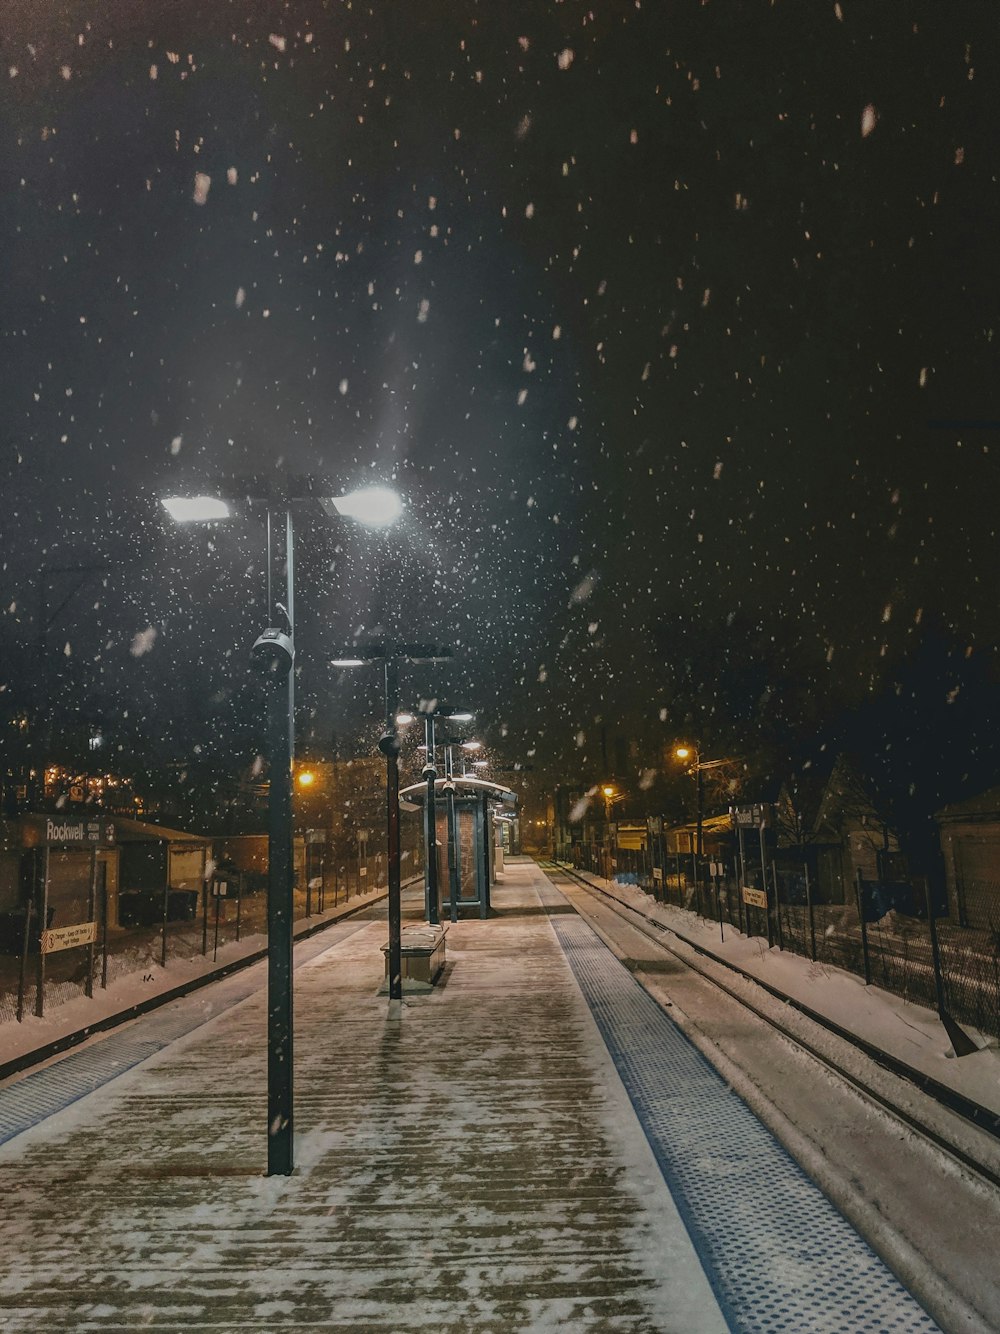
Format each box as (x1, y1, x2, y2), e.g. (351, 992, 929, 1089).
(161, 496, 232, 523)
(250, 628, 294, 676)
(322, 485, 402, 527)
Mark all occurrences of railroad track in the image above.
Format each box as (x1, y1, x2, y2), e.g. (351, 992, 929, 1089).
(541, 858, 1000, 1195)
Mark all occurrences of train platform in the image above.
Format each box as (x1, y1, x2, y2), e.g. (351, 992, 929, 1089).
(0, 860, 941, 1332)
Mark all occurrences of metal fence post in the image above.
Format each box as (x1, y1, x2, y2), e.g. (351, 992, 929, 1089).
(101, 876, 109, 990)
(771, 864, 784, 951)
(160, 879, 169, 969)
(804, 861, 816, 961)
(86, 848, 97, 999)
(924, 878, 947, 1019)
(854, 869, 872, 986)
(714, 867, 724, 943)
(16, 897, 33, 1023)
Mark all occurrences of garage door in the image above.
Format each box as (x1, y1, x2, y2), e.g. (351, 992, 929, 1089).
(954, 837, 1000, 929)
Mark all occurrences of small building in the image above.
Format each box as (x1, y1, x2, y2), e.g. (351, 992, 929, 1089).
(935, 788, 1000, 929)
(114, 817, 212, 926)
(804, 755, 900, 905)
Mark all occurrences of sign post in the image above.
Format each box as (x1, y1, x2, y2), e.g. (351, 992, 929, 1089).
(35, 816, 115, 1018)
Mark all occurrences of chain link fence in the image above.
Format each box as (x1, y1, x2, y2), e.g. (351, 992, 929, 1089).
(0, 836, 419, 1029)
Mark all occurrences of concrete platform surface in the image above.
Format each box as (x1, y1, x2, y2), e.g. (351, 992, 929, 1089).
(0, 862, 726, 1333)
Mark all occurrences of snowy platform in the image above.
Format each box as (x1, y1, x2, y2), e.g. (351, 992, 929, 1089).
(0, 861, 939, 1332)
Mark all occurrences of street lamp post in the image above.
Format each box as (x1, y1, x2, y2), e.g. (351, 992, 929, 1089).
(444, 744, 460, 923)
(331, 644, 452, 998)
(423, 712, 439, 926)
(162, 480, 401, 1176)
(253, 507, 296, 1178)
(675, 745, 732, 907)
(416, 707, 473, 925)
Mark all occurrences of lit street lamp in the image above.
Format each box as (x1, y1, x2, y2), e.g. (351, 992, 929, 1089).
(163, 479, 401, 1176)
(674, 744, 731, 889)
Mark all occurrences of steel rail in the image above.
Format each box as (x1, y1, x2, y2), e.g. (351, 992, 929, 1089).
(545, 861, 1000, 1192)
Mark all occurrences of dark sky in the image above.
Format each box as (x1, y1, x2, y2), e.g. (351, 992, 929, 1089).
(2, 1, 999, 797)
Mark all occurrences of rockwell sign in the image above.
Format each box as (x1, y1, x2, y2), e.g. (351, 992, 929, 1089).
(44, 816, 115, 846)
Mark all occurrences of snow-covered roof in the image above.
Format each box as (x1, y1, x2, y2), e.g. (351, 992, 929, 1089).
(112, 816, 210, 844)
(398, 776, 517, 806)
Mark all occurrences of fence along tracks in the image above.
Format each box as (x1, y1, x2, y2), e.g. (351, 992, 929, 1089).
(543, 860, 1000, 1193)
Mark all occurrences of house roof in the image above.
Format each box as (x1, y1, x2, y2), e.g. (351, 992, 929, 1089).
(935, 786, 1000, 823)
(112, 816, 209, 844)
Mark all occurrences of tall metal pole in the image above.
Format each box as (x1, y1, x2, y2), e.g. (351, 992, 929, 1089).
(383, 659, 402, 1000)
(423, 715, 439, 925)
(445, 743, 459, 922)
(265, 507, 295, 1177)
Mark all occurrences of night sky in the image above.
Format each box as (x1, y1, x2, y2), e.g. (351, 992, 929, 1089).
(3, 2, 999, 828)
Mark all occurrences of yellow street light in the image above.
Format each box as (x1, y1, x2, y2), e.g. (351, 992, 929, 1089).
(296, 769, 317, 788)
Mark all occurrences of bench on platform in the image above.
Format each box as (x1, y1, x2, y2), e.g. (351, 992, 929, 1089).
(381, 923, 447, 992)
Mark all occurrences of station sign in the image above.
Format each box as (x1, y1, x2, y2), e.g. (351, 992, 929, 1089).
(731, 805, 769, 830)
(41, 921, 97, 954)
(44, 815, 115, 847)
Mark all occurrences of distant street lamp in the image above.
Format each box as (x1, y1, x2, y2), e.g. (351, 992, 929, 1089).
(416, 707, 474, 925)
(330, 644, 452, 997)
(162, 479, 401, 1176)
(674, 744, 731, 883)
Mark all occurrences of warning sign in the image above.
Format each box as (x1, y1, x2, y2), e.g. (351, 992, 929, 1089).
(741, 886, 768, 910)
(41, 921, 97, 954)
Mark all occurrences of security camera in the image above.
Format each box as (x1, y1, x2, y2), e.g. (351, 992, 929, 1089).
(250, 628, 294, 675)
(421, 763, 437, 780)
(377, 732, 401, 757)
